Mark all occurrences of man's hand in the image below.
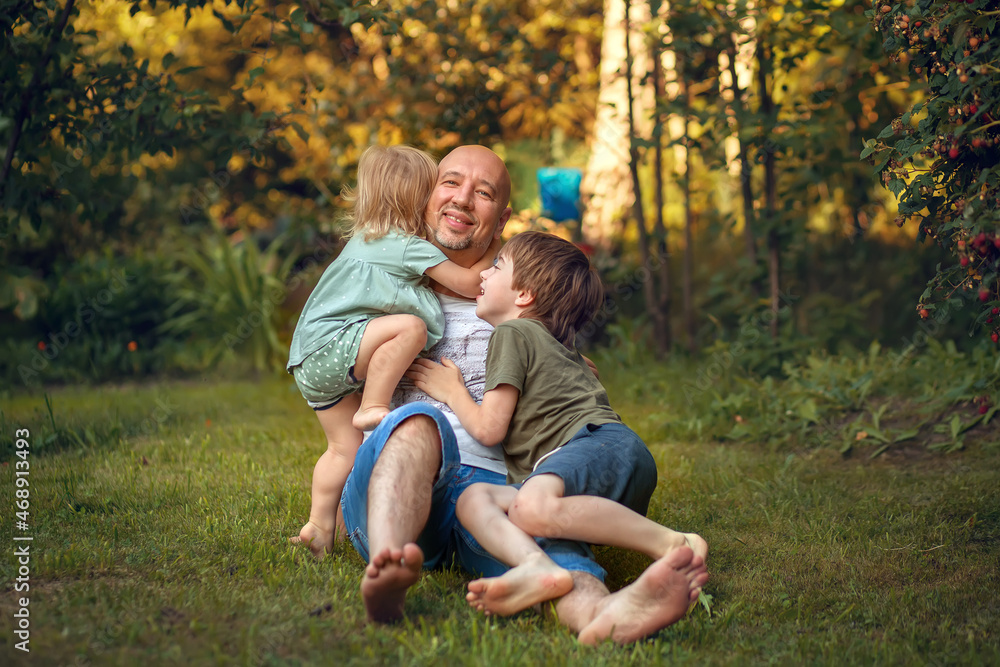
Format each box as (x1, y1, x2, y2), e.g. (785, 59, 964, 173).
(582, 355, 599, 379)
(406, 357, 468, 406)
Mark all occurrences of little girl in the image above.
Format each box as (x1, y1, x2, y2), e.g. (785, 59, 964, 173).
(287, 144, 498, 558)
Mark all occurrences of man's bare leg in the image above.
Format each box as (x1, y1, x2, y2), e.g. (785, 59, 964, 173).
(360, 415, 440, 623)
(576, 546, 708, 645)
(361, 543, 424, 623)
(544, 547, 707, 645)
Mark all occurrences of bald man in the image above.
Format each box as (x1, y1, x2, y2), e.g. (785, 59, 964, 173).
(337, 146, 707, 643)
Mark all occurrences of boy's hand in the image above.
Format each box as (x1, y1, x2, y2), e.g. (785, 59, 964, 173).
(407, 357, 467, 405)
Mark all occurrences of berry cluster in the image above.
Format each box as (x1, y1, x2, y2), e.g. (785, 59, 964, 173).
(869, 1, 999, 341)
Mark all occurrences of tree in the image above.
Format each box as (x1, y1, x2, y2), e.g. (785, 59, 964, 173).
(864, 0, 999, 345)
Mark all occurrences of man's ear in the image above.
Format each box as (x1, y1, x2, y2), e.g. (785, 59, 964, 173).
(514, 289, 535, 307)
(495, 206, 512, 237)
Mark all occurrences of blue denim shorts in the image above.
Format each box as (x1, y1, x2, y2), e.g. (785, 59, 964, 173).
(340, 403, 606, 580)
(526, 422, 658, 517)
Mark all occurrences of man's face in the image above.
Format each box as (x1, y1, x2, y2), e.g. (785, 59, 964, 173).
(426, 146, 512, 265)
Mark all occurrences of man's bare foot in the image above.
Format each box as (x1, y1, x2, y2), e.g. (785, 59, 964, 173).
(288, 520, 332, 560)
(361, 543, 423, 623)
(353, 406, 390, 431)
(577, 546, 709, 645)
(466, 554, 574, 616)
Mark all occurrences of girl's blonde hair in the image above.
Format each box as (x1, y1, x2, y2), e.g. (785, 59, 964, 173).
(342, 145, 438, 241)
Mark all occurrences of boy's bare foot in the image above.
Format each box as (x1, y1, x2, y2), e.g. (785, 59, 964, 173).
(288, 520, 332, 560)
(361, 542, 423, 623)
(466, 554, 574, 616)
(682, 533, 709, 562)
(577, 546, 709, 645)
(353, 406, 390, 431)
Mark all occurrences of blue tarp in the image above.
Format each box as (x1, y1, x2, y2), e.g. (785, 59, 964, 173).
(537, 167, 582, 222)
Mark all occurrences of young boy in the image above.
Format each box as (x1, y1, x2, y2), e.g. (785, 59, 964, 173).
(407, 231, 708, 617)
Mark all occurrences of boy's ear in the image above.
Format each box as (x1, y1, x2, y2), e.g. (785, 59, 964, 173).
(514, 289, 535, 308)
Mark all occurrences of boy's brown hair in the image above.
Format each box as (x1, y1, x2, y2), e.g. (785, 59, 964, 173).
(502, 231, 604, 348)
(342, 145, 437, 241)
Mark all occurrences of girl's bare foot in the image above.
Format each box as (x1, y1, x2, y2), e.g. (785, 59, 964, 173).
(289, 520, 333, 560)
(466, 554, 574, 616)
(353, 406, 390, 431)
(361, 543, 424, 623)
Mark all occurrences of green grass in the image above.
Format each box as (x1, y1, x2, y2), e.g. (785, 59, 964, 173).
(1, 370, 998, 666)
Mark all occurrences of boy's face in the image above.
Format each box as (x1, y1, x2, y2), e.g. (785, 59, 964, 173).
(475, 253, 527, 327)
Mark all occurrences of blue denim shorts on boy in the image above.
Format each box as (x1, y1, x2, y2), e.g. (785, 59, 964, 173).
(340, 402, 607, 580)
(524, 422, 658, 518)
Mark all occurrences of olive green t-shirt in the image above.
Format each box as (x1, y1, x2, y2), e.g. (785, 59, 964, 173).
(484, 318, 620, 483)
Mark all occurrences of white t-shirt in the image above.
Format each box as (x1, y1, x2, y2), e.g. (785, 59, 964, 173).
(392, 293, 506, 475)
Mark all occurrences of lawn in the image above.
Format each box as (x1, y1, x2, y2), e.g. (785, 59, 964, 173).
(1, 372, 998, 666)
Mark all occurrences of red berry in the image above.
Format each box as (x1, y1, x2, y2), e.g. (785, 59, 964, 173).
(972, 138, 983, 148)
(960, 256, 970, 267)
(993, 332, 1000, 343)
(969, 104, 978, 114)
(919, 308, 930, 319)
(976, 233, 987, 245)
(981, 290, 991, 302)
(992, 307, 999, 315)
(981, 404, 990, 414)
(957, 240, 966, 250)
(948, 147, 959, 159)
(994, 238, 1000, 249)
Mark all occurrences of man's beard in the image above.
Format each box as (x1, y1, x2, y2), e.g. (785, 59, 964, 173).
(431, 212, 491, 251)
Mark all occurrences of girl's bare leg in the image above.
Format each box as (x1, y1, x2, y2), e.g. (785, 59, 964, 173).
(352, 314, 427, 431)
(290, 393, 363, 559)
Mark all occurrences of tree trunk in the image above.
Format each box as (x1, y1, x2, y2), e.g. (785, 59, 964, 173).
(623, 0, 662, 356)
(579, 0, 653, 246)
(757, 43, 781, 340)
(681, 51, 696, 353)
(650, 29, 672, 355)
(723, 34, 760, 297)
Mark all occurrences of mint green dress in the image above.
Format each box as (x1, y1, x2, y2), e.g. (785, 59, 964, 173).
(287, 232, 448, 406)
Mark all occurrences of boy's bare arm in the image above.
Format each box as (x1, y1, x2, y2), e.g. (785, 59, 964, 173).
(407, 357, 517, 446)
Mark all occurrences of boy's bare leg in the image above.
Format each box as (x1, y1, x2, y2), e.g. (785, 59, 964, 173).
(458, 484, 573, 616)
(289, 394, 362, 559)
(360, 415, 438, 622)
(510, 475, 708, 562)
(352, 315, 427, 431)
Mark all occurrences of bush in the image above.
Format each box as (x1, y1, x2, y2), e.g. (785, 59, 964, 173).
(866, 0, 1000, 343)
(0, 250, 180, 387)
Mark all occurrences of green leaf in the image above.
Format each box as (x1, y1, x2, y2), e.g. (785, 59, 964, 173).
(247, 67, 265, 85)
